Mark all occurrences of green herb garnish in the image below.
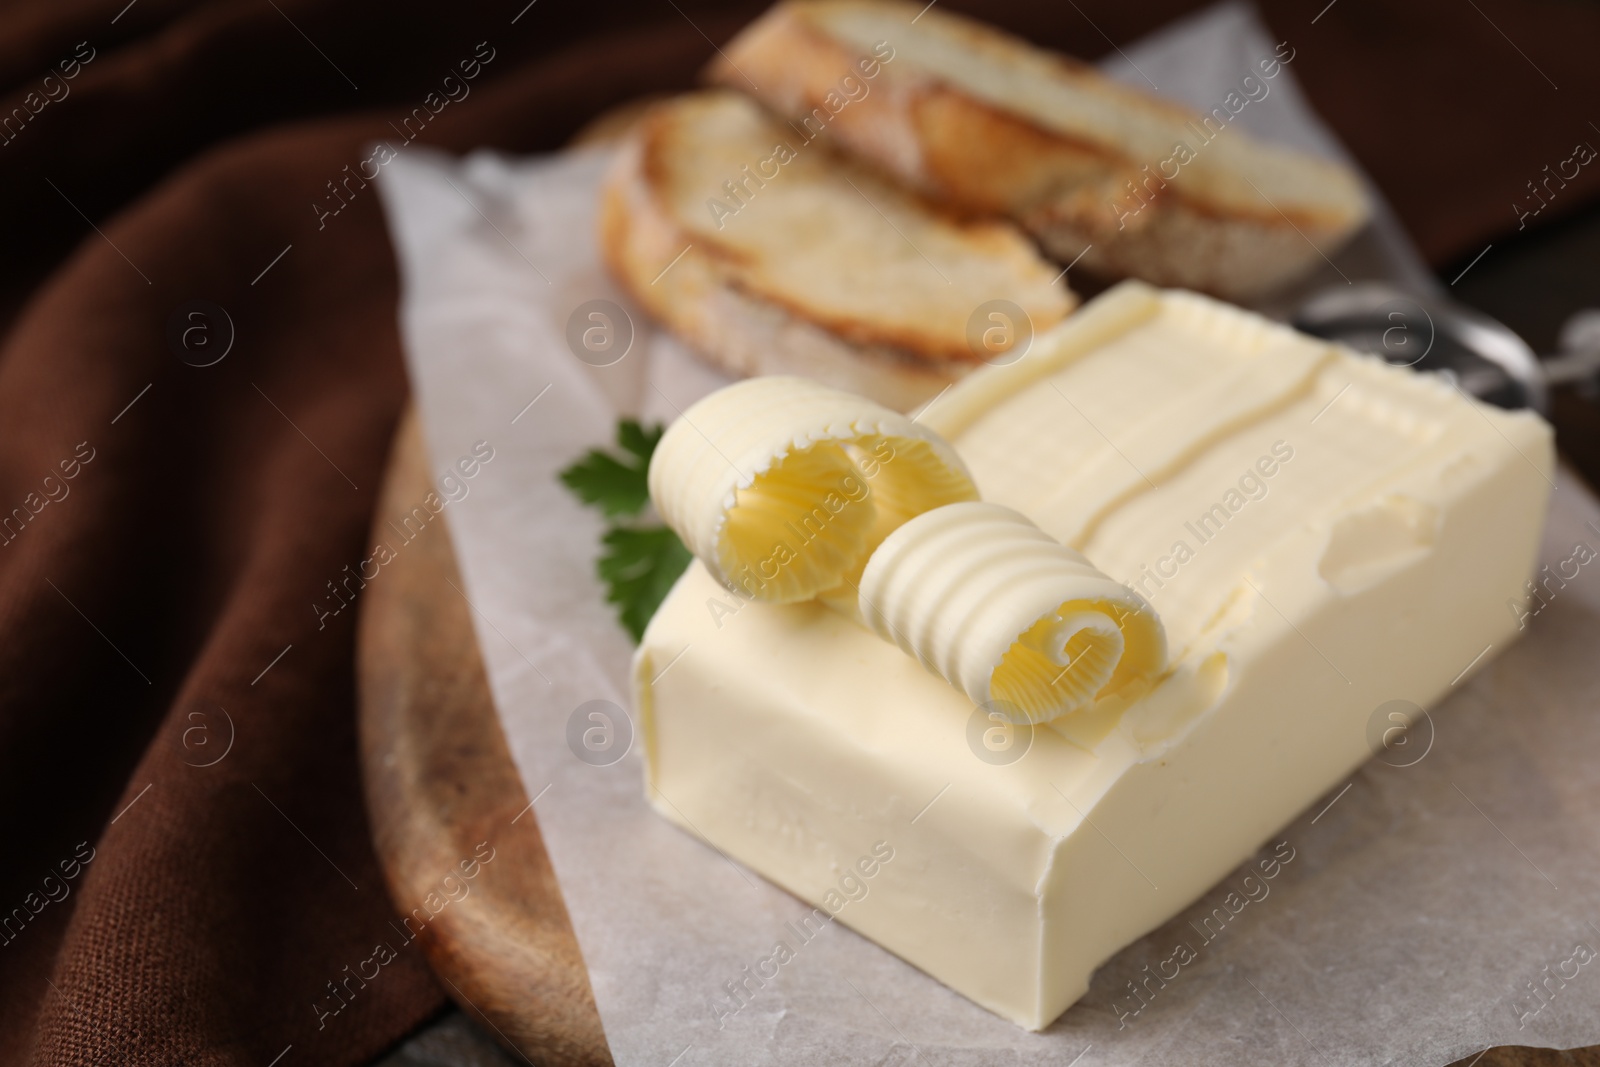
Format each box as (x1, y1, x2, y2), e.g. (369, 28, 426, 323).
(557, 419, 661, 518)
(559, 419, 691, 641)
(596, 524, 694, 642)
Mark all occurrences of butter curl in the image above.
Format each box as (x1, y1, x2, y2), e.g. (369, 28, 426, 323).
(859, 502, 1167, 724)
(648, 376, 977, 604)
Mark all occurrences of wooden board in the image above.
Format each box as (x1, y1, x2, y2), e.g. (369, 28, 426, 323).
(357, 406, 611, 1066)
(356, 417, 1599, 1067)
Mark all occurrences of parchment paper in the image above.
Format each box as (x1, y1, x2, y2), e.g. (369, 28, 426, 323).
(378, 5, 1600, 1063)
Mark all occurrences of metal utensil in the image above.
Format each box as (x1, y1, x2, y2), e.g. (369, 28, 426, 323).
(1292, 282, 1600, 414)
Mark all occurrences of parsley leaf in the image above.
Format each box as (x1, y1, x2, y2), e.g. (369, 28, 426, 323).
(597, 525, 694, 642)
(614, 419, 662, 467)
(559, 419, 692, 642)
(557, 419, 663, 519)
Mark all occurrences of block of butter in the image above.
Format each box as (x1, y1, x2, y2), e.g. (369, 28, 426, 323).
(633, 281, 1554, 1030)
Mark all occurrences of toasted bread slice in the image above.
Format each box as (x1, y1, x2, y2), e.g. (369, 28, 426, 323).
(598, 90, 1074, 411)
(709, 0, 1371, 300)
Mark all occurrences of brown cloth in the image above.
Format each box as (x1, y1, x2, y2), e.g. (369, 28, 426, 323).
(0, 2, 1596, 1065)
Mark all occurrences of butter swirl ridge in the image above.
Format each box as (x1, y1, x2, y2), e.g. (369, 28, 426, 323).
(859, 502, 1167, 724)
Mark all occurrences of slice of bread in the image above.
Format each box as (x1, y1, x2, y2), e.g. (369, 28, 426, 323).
(709, 0, 1371, 300)
(598, 90, 1074, 411)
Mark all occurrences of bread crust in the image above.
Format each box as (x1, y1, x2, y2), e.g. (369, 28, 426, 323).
(598, 91, 1072, 410)
(600, 156, 961, 410)
(710, 0, 1371, 300)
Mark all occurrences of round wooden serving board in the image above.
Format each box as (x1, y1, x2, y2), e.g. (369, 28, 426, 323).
(356, 407, 611, 1066)
(356, 410, 1597, 1067)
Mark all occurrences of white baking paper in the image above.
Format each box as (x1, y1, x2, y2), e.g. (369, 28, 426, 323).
(378, 5, 1600, 1063)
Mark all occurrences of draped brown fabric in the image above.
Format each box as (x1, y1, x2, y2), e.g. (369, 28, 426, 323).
(0, 1, 1595, 1064)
